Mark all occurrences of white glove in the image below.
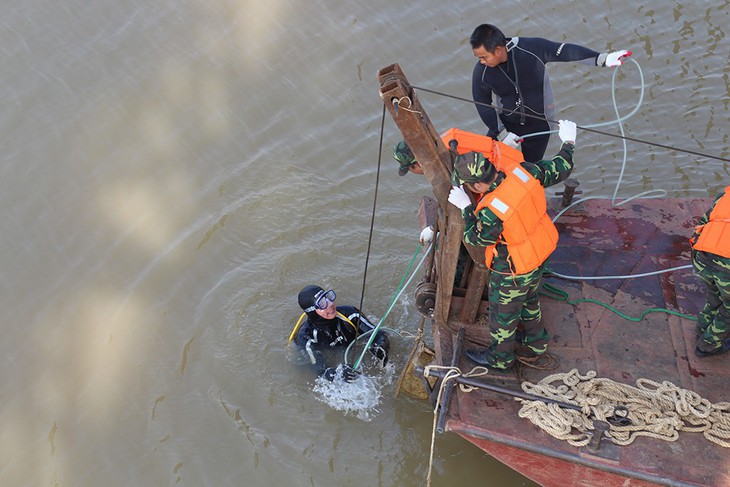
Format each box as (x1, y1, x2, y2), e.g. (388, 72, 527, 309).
(419, 226, 435, 244)
(448, 186, 472, 210)
(558, 120, 577, 144)
(501, 131, 520, 149)
(601, 50, 632, 67)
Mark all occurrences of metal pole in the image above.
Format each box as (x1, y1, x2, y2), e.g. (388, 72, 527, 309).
(435, 328, 465, 433)
(416, 365, 584, 413)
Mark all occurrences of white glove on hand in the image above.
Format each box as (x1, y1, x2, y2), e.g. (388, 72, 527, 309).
(448, 186, 472, 210)
(501, 131, 520, 149)
(419, 226, 435, 245)
(558, 120, 577, 144)
(602, 50, 631, 67)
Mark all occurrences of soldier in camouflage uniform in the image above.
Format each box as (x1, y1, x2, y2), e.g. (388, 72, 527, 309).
(691, 187, 730, 357)
(393, 140, 424, 176)
(447, 120, 577, 370)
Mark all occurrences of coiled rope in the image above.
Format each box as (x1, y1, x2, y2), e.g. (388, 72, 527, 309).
(518, 369, 730, 448)
(420, 365, 730, 487)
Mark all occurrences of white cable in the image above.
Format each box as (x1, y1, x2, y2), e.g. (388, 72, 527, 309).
(550, 265, 693, 281)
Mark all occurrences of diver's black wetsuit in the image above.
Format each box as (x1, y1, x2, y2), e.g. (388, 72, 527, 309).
(472, 36, 599, 162)
(294, 305, 389, 378)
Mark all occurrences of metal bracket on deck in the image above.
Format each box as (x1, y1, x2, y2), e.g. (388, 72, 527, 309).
(586, 407, 631, 453)
(586, 420, 610, 453)
(555, 178, 582, 208)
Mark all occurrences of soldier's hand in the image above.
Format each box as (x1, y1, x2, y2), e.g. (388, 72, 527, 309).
(500, 131, 521, 149)
(419, 226, 435, 245)
(448, 186, 472, 210)
(558, 120, 577, 144)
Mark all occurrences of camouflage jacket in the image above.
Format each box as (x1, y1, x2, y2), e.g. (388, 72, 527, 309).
(460, 143, 574, 253)
(691, 190, 730, 273)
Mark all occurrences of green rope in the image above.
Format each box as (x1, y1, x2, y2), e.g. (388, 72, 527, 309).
(352, 243, 427, 369)
(343, 327, 401, 366)
(540, 281, 697, 322)
(392, 244, 422, 302)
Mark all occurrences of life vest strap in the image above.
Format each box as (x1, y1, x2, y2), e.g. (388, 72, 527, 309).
(287, 311, 359, 343)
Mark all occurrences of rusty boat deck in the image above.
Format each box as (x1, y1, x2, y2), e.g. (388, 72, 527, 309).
(435, 197, 729, 487)
(376, 62, 728, 487)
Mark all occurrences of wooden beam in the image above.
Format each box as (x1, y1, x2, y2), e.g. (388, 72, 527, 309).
(377, 64, 486, 325)
(461, 263, 488, 323)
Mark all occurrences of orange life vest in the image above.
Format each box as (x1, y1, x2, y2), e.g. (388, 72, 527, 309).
(692, 186, 730, 258)
(475, 164, 559, 274)
(440, 128, 523, 173)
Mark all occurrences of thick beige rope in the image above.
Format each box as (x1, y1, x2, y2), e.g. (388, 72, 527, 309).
(518, 369, 730, 448)
(422, 365, 490, 487)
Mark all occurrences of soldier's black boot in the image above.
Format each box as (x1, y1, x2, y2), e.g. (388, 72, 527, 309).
(695, 337, 730, 358)
(465, 348, 513, 371)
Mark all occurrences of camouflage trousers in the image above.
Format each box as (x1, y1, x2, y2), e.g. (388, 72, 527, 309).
(693, 250, 730, 349)
(485, 261, 550, 369)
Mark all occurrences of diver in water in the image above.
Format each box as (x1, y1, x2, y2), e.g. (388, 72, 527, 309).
(291, 285, 389, 382)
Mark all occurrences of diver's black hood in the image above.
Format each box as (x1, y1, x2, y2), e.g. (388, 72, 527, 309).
(298, 285, 335, 327)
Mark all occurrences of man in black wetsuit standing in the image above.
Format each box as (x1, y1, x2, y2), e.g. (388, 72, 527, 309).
(470, 24, 631, 162)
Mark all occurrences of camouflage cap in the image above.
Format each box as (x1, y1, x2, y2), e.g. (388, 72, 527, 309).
(393, 140, 417, 176)
(451, 151, 496, 185)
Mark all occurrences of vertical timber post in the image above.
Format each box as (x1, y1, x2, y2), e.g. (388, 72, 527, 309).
(377, 64, 485, 326)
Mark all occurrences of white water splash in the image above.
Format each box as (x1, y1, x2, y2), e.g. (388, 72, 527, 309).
(312, 362, 396, 422)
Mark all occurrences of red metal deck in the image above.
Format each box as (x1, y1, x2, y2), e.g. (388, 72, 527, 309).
(376, 62, 727, 486)
(436, 197, 730, 487)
